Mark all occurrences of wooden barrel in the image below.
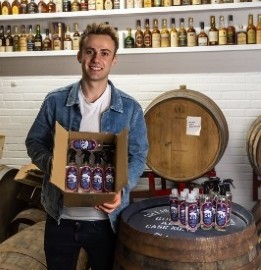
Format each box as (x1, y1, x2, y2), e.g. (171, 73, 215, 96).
(252, 200, 261, 248)
(0, 165, 27, 243)
(0, 221, 88, 270)
(114, 196, 261, 270)
(144, 86, 229, 181)
(246, 116, 261, 177)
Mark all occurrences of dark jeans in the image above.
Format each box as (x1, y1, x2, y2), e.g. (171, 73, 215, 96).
(44, 215, 116, 270)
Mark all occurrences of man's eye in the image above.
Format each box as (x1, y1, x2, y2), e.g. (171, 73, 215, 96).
(86, 50, 94, 55)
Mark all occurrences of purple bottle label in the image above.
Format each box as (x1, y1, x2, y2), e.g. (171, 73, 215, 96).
(72, 140, 97, 150)
(179, 201, 186, 226)
(66, 166, 78, 191)
(202, 201, 213, 227)
(216, 202, 227, 227)
(170, 198, 178, 222)
(187, 203, 198, 229)
(92, 168, 103, 192)
(104, 167, 115, 192)
(80, 166, 92, 191)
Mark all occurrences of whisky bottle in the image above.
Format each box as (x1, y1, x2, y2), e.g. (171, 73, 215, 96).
(208, 15, 218, 46)
(133, 0, 142, 7)
(153, 0, 161, 7)
(87, 0, 95, 10)
(64, 25, 72, 50)
(227, 15, 236, 45)
(53, 23, 62, 50)
(160, 18, 170, 47)
(38, 0, 47, 13)
(34, 24, 42, 51)
(27, 24, 35, 51)
(172, 0, 181, 5)
(20, 0, 28, 13)
(19, 24, 27, 51)
(12, 0, 21, 14)
(126, 0, 134, 8)
(95, 0, 103, 9)
(143, 0, 152, 7)
(1, 0, 12, 14)
(247, 14, 256, 44)
(13, 25, 20, 51)
(42, 28, 52, 50)
(63, 0, 71, 11)
(79, 0, 87, 10)
(163, 0, 171, 6)
(197, 22, 208, 46)
(27, 0, 38, 13)
(124, 28, 134, 48)
(256, 14, 261, 45)
(135, 19, 144, 48)
(152, 19, 161, 48)
(192, 0, 200, 5)
(143, 19, 152, 48)
(181, 0, 190, 5)
(178, 18, 187, 47)
(104, 0, 113, 9)
(47, 0, 56, 12)
(187, 17, 196, 47)
(72, 23, 80, 50)
(5, 25, 13, 52)
(236, 25, 246, 45)
(113, 0, 120, 8)
(0, 25, 6, 52)
(218, 15, 227, 45)
(71, 0, 80, 11)
(170, 18, 178, 47)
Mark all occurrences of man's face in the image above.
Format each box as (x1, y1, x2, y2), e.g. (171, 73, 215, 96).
(78, 34, 117, 82)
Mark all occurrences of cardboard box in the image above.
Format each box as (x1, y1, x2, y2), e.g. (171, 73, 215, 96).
(51, 122, 128, 207)
(0, 134, 5, 159)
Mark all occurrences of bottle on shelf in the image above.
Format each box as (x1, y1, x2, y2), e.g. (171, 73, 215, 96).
(27, 0, 38, 13)
(63, 0, 71, 11)
(5, 25, 13, 52)
(178, 18, 187, 47)
(172, 0, 181, 6)
(163, 0, 171, 6)
(53, 22, 62, 50)
(12, 0, 21, 14)
(187, 17, 196, 47)
(47, 0, 56, 12)
(104, 0, 113, 10)
(0, 25, 6, 52)
(218, 15, 227, 45)
(38, 0, 47, 13)
(197, 22, 208, 46)
(133, 0, 142, 7)
(152, 19, 161, 48)
(124, 28, 134, 48)
(170, 18, 178, 47)
(71, 0, 80, 11)
(160, 18, 170, 48)
(143, 19, 152, 48)
(181, 0, 191, 5)
(192, 0, 201, 5)
(126, 0, 134, 8)
(72, 23, 81, 50)
(27, 25, 35, 51)
(34, 24, 42, 51)
(95, 0, 103, 10)
(153, 0, 162, 7)
(87, 0, 95, 10)
(227, 15, 236, 45)
(20, 0, 28, 14)
(19, 24, 27, 51)
(80, 0, 88, 10)
(42, 28, 52, 51)
(1, 0, 12, 14)
(257, 14, 261, 45)
(143, 0, 152, 8)
(247, 14, 256, 44)
(13, 25, 20, 52)
(135, 19, 144, 48)
(208, 15, 218, 46)
(64, 25, 73, 50)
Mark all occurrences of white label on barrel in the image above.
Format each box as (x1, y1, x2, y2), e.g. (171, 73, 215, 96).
(186, 116, 201, 136)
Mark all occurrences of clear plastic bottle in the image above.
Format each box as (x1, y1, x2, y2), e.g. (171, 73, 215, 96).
(92, 152, 104, 193)
(178, 191, 187, 228)
(169, 188, 179, 225)
(79, 151, 92, 192)
(186, 193, 198, 232)
(104, 151, 115, 192)
(65, 149, 78, 192)
(200, 194, 213, 230)
(215, 185, 228, 232)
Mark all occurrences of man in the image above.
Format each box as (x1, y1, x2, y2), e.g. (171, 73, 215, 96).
(25, 22, 148, 270)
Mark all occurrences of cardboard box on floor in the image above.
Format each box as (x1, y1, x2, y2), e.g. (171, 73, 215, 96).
(51, 122, 128, 207)
(0, 134, 5, 159)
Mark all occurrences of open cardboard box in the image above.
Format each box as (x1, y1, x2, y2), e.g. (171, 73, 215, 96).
(0, 134, 5, 159)
(51, 122, 128, 207)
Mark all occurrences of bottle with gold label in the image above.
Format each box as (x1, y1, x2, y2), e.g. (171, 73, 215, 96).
(218, 15, 227, 45)
(163, 0, 171, 6)
(27, 24, 35, 51)
(208, 15, 218, 46)
(197, 22, 208, 46)
(256, 14, 261, 45)
(247, 14, 256, 44)
(173, 0, 180, 5)
(227, 15, 235, 45)
(1, 0, 12, 14)
(12, 0, 21, 14)
(53, 23, 62, 50)
(38, 0, 47, 12)
(47, 0, 56, 12)
(0, 25, 6, 52)
(80, 0, 87, 10)
(152, 18, 161, 48)
(87, 0, 95, 10)
(19, 24, 27, 51)
(28, 0, 38, 13)
(5, 25, 13, 52)
(236, 25, 246, 45)
(96, 0, 103, 9)
(170, 18, 178, 47)
(187, 17, 196, 47)
(153, 0, 161, 7)
(135, 19, 144, 48)
(64, 25, 72, 50)
(160, 19, 170, 47)
(143, 18, 152, 48)
(113, 0, 120, 8)
(104, 0, 113, 10)
(72, 23, 80, 50)
(143, 0, 152, 7)
(34, 24, 42, 51)
(20, 0, 28, 13)
(124, 28, 134, 48)
(42, 28, 52, 50)
(126, 0, 133, 8)
(71, 0, 80, 11)
(178, 18, 187, 47)
(13, 25, 20, 51)
(192, 0, 200, 5)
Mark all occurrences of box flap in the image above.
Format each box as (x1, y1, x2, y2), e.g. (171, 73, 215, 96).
(0, 134, 5, 159)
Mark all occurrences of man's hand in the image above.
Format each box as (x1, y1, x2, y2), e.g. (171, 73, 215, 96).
(95, 190, 122, 214)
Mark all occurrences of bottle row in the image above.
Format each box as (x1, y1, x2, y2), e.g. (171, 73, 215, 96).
(125, 14, 261, 48)
(169, 178, 234, 232)
(0, 0, 257, 15)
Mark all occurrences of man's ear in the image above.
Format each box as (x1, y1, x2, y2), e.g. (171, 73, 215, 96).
(77, 51, 82, 63)
(112, 55, 117, 65)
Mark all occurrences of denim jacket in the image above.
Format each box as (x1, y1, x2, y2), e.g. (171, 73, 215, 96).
(25, 80, 148, 232)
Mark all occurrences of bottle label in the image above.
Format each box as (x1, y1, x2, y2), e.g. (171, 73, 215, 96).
(257, 30, 261, 44)
(247, 29, 256, 44)
(19, 37, 27, 51)
(73, 37, 80, 50)
(92, 168, 103, 192)
(170, 33, 178, 47)
(143, 0, 152, 7)
(237, 33, 246, 45)
(187, 203, 198, 229)
(173, 0, 181, 5)
(187, 32, 196, 46)
(144, 34, 152, 47)
(163, 0, 171, 6)
(126, 0, 134, 8)
(209, 31, 218, 43)
(2, 6, 9, 15)
(104, 0, 113, 10)
(27, 41, 34, 51)
(198, 36, 208, 46)
(66, 166, 78, 191)
(215, 201, 227, 227)
(152, 33, 160, 48)
(178, 33, 187, 47)
(178, 200, 186, 226)
(170, 197, 178, 222)
(219, 30, 227, 45)
(113, 0, 120, 8)
(96, 0, 104, 9)
(202, 201, 213, 227)
(88, 0, 96, 10)
(80, 166, 92, 191)
(134, 0, 143, 7)
(161, 34, 170, 47)
(64, 40, 72, 50)
(12, 6, 20, 14)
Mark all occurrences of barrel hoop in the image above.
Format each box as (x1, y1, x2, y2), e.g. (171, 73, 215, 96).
(0, 248, 47, 267)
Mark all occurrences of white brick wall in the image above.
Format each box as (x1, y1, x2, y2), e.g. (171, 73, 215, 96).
(0, 72, 260, 210)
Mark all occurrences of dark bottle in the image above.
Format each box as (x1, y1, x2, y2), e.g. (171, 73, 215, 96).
(42, 28, 52, 51)
(70, 139, 114, 151)
(20, 0, 28, 14)
(79, 151, 92, 192)
(34, 24, 42, 51)
(92, 152, 104, 193)
(47, 0, 56, 12)
(103, 151, 115, 192)
(0, 25, 6, 52)
(5, 25, 13, 52)
(143, 19, 152, 48)
(27, 0, 38, 13)
(197, 21, 208, 46)
(26, 24, 35, 51)
(169, 188, 179, 225)
(124, 28, 134, 48)
(38, 0, 47, 13)
(227, 15, 236, 45)
(65, 149, 78, 192)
